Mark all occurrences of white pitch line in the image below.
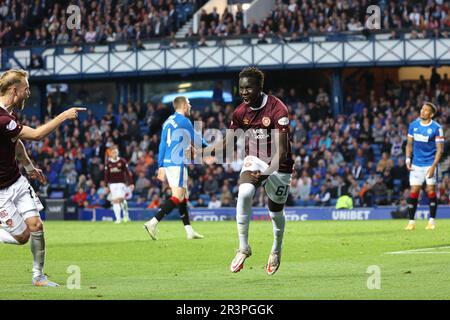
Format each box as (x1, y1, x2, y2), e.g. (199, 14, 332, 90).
(385, 246, 450, 255)
(387, 252, 450, 255)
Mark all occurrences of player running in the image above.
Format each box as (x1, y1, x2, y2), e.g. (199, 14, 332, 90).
(204, 67, 294, 275)
(0, 69, 84, 286)
(404, 102, 444, 231)
(143, 96, 206, 240)
(105, 145, 134, 223)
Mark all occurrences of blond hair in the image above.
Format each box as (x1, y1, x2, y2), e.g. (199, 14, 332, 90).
(173, 96, 187, 111)
(0, 69, 29, 96)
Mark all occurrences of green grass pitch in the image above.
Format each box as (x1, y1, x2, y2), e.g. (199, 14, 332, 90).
(1, 219, 450, 300)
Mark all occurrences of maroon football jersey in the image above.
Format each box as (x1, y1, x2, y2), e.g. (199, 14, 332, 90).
(0, 107, 23, 189)
(230, 94, 293, 173)
(105, 158, 133, 184)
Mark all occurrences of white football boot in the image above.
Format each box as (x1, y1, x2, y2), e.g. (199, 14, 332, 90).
(266, 251, 281, 276)
(143, 221, 158, 240)
(230, 246, 252, 273)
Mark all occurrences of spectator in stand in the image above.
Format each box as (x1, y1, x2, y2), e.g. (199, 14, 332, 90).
(72, 187, 87, 208)
(376, 152, 394, 174)
(28, 53, 44, 69)
(314, 185, 331, 206)
(147, 194, 161, 209)
(208, 194, 222, 209)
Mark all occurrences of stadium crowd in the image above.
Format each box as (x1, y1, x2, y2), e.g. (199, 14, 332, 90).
(198, 0, 450, 40)
(17, 69, 450, 209)
(1, 0, 450, 48)
(0, 0, 199, 47)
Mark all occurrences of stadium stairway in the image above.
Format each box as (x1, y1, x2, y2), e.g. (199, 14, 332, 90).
(175, 18, 193, 39)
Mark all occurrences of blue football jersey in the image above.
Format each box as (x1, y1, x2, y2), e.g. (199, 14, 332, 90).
(157, 112, 208, 167)
(407, 119, 444, 167)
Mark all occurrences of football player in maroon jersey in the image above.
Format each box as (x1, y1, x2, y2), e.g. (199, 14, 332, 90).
(0, 69, 85, 286)
(105, 145, 134, 223)
(204, 67, 294, 275)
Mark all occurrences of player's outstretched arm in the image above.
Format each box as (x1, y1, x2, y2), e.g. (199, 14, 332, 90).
(15, 139, 47, 184)
(18, 107, 86, 141)
(202, 129, 234, 156)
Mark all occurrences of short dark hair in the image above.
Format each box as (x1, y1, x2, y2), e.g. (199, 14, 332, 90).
(239, 67, 264, 90)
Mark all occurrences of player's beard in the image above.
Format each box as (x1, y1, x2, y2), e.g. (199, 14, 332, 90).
(13, 96, 26, 111)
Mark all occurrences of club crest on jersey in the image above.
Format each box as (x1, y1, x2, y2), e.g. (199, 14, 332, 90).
(262, 117, 271, 127)
(243, 118, 250, 125)
(427, 128, 432, 134)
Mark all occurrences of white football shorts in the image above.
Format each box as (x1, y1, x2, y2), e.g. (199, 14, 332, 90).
(109, 183, 127, 200)
(409, 164, 438, 186)
(240, 156, 292, 204)
(164, 165, 188, 189)
(0, 175, 43, 236)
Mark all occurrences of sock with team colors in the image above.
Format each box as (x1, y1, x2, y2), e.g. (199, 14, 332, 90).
(0, 229, 19, 244)
(428, 192, 437, 219)
(178, 199, 191, 226)
(236, 183, 256, 252)
(30, 231, 45, 278)
(121, 200, 129, 220)
(269, 210, 286, 253)
(407, 192, 419, 221)
(113, 203, 121, 222)
(155, 196, 180, 222)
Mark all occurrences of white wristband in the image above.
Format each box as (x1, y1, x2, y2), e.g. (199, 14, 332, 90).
(405, 158, 411, 165)
(25, 164, 34, 172)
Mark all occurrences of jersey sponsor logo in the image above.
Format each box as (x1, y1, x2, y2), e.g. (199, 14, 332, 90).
(6, 120, 17, 131)
(278, 117, 289, 126)
(250, 128, 270, 139)
(413, 133, 429, 143)
(262, 116, 271, 127)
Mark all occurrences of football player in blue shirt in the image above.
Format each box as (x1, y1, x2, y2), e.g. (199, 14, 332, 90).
(405, 102, 444, 230)
(144, 96, 207, 240)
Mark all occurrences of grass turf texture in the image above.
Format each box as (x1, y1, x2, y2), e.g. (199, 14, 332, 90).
(1, 220, 450, 300)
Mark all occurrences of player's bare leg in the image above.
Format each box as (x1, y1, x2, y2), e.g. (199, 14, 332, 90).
(25, 216, 59, 287)
(266, 199, 285, 276)
(112, 198, 123, 223)
(425, 185, 437, 230)
(231, 172, 257, 273)
(405, 185, 421, 230)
